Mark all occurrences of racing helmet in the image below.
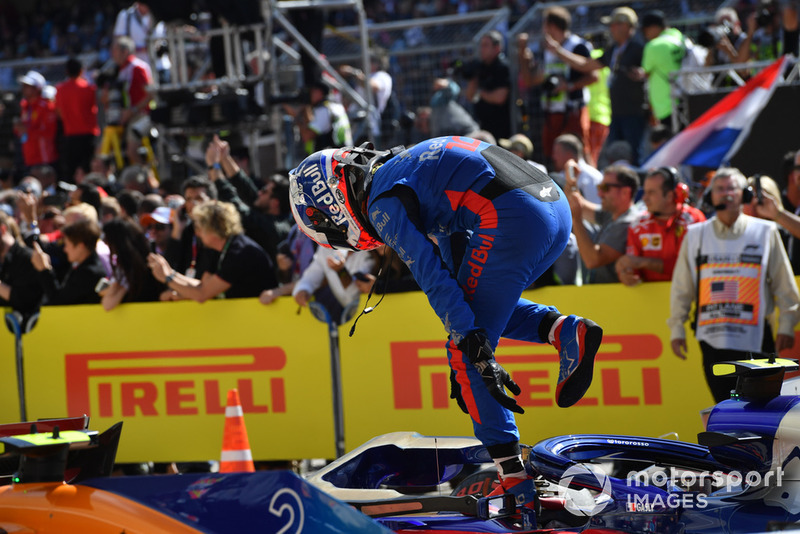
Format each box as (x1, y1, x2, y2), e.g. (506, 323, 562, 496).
(289, 142, 400, 251)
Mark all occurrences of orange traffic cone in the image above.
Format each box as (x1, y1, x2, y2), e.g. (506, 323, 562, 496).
(220, 388, 255, 472)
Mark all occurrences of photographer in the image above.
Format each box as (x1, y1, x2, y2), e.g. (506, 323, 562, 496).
(338, 49, 394, 145)
(747, 0, 799, 61)
(0, 211, 42, 319)
(699, 8, 751, 66)
(546, 7, 648, 166)
(282, 80, 352, 157)
(519, 7, 596, 166)
(30, 219, 106, 306)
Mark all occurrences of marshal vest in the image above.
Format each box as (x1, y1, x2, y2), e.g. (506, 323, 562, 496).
(684, 216, 773, 351)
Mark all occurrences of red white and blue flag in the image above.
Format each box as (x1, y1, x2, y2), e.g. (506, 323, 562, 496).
(710, 280, 739, 302)
(643, 56, 789, 169)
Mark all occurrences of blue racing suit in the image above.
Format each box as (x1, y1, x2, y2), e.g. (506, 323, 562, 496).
(367, 136, 571, 449)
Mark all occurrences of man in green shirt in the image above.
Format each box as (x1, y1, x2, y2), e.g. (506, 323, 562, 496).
(641, 11, 685, 132)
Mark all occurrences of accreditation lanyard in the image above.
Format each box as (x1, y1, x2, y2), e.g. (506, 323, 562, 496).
(217, 236, 233, 273)
(186, 236, 198, 279)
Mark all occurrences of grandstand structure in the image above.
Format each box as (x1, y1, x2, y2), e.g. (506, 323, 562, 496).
(0, 0, 795, 179)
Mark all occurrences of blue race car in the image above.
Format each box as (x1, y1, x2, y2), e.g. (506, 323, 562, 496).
(309, 357, 800, 533)
(1, 358, 798, 533)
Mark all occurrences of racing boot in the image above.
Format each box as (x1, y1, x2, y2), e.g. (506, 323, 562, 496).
(552, 315, 603, 408)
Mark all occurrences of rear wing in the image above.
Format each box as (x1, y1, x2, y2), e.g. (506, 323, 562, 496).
(713, 357, 799, 400)
(0, 418, 122, 485)
(0, 415, 89, 438)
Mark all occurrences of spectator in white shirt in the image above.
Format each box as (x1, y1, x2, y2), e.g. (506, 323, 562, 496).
(552, 133, 603, 204)
(293, 248, 376, 324)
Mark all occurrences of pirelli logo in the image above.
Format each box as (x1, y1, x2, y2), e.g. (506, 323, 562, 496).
(65, 348, 286, 417)
(391, 335, 664, 409)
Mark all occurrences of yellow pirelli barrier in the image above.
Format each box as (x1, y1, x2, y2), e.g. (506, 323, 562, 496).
(4, 280, 795, 462)
(17, 298, 335, 462)
(0, 312, 21, 420)
(341, 281, 717, 451)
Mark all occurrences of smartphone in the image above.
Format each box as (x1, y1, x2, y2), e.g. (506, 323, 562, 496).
(353, 272, 370, 282)
(95, 277, 111, 294)
(565, 163, 578, 192)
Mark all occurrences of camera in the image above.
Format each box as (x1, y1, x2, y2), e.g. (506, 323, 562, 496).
(753, 174, 763, 203)
(698, 21, 733, 49)
(756, 7, 775, 27)
(95, 60, 120, 88)
(541, 75, 561, 95)
(756, 0, 777, 27)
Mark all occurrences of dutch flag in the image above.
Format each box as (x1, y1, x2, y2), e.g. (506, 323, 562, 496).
(643, 55, 789, 169)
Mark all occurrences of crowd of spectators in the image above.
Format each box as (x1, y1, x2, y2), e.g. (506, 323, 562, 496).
(0, 0, 799, 338)
(0, 0, 528, 65)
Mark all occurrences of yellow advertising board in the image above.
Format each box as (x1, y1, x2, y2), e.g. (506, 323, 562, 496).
(19, 298, 335, 462)
(0, 312, 21, 422)
(4, 279, 795, 463)
(341, 282, 716, 450)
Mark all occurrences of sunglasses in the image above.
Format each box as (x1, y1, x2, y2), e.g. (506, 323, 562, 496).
(597, 183, 626, 192)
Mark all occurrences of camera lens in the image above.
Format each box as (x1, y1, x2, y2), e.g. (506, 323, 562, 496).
(542, 75, 560, 94)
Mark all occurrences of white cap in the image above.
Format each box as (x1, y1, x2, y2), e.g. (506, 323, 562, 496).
(140, 206, 172, 227)
(42, 85, 57, 100)
(18, 70, 46, 90)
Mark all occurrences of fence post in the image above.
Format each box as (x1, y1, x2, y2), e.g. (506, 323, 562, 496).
(307, 301, 348, 458)
(4, 311, 38, 422)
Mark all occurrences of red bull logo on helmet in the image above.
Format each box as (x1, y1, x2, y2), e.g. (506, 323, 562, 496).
(302, 157, 348, 227)
(291, 155, 346, 229)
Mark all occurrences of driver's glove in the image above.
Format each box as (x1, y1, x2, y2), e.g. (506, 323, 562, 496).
(457, 330, 524, 414)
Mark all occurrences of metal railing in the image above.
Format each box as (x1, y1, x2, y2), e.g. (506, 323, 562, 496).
(669, 56, 800, 130)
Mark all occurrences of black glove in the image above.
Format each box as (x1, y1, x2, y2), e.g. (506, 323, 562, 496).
(450, 369, 469, 414)
(458, 331, 524, 414)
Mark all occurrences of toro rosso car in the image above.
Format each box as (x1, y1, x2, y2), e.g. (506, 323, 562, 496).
(1, 358, 799, 533)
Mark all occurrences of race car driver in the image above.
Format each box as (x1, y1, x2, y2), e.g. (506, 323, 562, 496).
(288, 136, 603, 520)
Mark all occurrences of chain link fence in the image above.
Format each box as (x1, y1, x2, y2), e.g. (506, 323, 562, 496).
(320, 9, 510, 135)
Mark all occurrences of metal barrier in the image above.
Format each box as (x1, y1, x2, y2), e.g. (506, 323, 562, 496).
(669, 56, 800, 130)
(149, 0, 375, 180)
